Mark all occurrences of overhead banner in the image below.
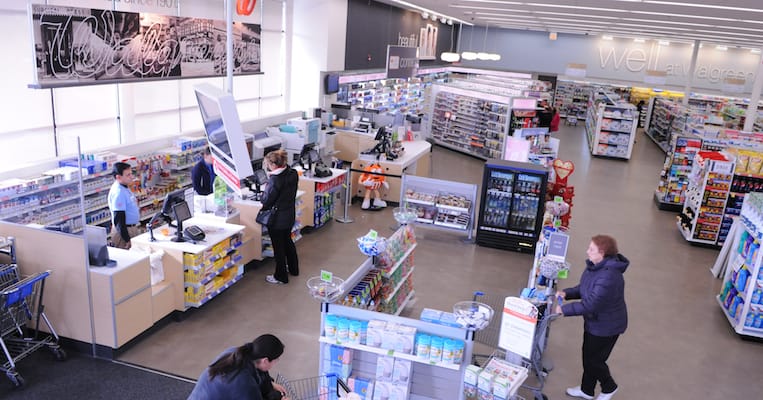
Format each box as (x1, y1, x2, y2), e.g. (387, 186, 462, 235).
(28, 4, 262, 88)
(386, 45, 419, 79)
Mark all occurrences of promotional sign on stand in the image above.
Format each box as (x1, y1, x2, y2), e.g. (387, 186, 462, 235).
(498, 296, 538, 359)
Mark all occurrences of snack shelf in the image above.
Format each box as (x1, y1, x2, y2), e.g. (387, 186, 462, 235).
(383, 267, 415, 303)
(393, 290, 416, 316)
(381, 244, 417, 279)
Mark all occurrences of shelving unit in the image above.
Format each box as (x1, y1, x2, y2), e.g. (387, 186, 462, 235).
(337, 77, 428, 115)
(0, 145, 204, 235)
(584, 91, 638, 159)
(400, 175, 478, 241)
(317, 303, 473, 400)
(375, 225, 417, 315)
(297, 169, 347, 230)
(714, 192, 763, 338)
(677, 151, 734, 246)
(655, 134, 703, 211)
(553, 80, 593, 118)
(428, 84, 511, 160)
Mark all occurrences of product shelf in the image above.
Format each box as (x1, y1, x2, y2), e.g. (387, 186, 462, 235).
(394, 290, 416, 316)
(185, 273, 243, 308)
(383, 267, 415, 303)
(317, 335, 461, 371)
(381, 243, 417, 278)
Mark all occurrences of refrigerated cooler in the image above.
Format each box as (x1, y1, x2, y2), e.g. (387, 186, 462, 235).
(476, 159, 548, 252)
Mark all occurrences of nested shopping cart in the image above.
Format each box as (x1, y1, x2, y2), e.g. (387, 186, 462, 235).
(275, 372, 352, 400)
(0, 259, 66, 387)
(471, 291, 560, 400)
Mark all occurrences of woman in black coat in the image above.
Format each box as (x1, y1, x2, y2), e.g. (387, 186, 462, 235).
(556, 234, 628, 400)
(260, 150, 299, 284)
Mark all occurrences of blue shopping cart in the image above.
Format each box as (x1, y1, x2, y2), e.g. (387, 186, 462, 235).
(0, 262, 66, 387)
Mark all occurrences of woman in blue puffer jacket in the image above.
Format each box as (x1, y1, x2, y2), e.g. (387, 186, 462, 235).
(556, 235, 628, 400)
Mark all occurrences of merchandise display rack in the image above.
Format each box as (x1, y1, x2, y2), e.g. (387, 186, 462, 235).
(183, 232, 245, 308)
(553, 80, 593, 119)
(677, 151, 735, 246)
(428, 84, 511, 160)
(584, 91, 638, 159)
(400, 175, 478, 241)
(714, 192, 763, 338)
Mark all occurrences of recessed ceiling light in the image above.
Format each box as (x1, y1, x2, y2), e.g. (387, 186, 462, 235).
(659, 40, 670, 46)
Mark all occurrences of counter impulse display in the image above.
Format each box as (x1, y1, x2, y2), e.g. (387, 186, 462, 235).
(476, 159, 548, 253)
(428, 84, 511, 160)
(715, 192, 763, 339)
(400, 175, 478, 238)
(677, 151, 734, 246)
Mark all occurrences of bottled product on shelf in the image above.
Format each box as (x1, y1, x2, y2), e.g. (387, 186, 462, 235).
(715, 192, 763, 338)
(677, 151, 734, 246)
(183, 232, 245, 308)
(584, 91, 638, 159)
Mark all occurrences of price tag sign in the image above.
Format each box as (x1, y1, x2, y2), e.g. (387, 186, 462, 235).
(554, 196, 563, 203)
(321, 270, 333, 283)
(498, 297, 538, 359)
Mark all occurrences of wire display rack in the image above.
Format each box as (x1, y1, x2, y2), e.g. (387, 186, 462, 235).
(470, 291, 559, 400)
(275, 372, 351, 400)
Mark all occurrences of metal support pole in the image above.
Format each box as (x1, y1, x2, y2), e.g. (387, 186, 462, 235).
(743, 49, 763, 132)
(335, 170, 354, 223)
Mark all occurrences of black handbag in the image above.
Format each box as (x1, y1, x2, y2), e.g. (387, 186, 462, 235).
(256, 207, 276, 226)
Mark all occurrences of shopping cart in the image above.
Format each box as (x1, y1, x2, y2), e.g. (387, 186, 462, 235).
(0, 263, 66, 387)
(275, 372, 352, 400)
(471, 291, 559, 400)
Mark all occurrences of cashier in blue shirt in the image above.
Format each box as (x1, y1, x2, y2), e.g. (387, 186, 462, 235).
(108, 162, 140, 249)
(191, 148, 217, 214)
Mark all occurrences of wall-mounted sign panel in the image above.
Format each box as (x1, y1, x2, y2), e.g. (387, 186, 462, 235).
(386, 45, 419, 79)
(28, 4, 262, 88)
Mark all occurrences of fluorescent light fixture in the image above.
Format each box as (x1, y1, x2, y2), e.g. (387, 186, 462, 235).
(461, 51, 478, 60)
(389, 0, 472, 25)
(716, 45, 728, 51)
(526, 3, 623, 13)
(659, 40, 670, 46)
(476, 52, 491, 60)
(602, 35, 614, 41)
(489, 53, 502, 61)
(634, 38, 645, 43)
(642, 1, 763, 14)
(752, 49, 762, 54)
(440, 52, 461, 62)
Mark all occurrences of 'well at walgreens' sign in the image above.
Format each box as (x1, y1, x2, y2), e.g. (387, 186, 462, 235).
(29, 4, 262, 89)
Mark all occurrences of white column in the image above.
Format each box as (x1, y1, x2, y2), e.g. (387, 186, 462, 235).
(682, 40, 700, 106)
(225, 0, 234, 94)
(743, 50, 763, 132)
(284, 0, 294, 111)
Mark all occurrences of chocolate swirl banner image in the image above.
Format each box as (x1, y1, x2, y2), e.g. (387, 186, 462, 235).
(29, 4, 261, 88)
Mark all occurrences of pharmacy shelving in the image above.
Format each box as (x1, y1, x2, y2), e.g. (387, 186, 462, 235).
(655, 134, 703, 211)
(584, 91, 639, 159)
(714, 192, 763, 338)
(677, 151, 734, 246)
(375, 225, 417, 315)
(428, 84, 511, 160)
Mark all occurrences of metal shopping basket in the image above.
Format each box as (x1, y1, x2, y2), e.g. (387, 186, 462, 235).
(275, 372, 352, 400)
(0, 264, 66, 387)
(470, 291, 560, 400)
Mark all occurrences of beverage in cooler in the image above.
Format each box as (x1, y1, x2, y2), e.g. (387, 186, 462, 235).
(476, 159, 548, 252)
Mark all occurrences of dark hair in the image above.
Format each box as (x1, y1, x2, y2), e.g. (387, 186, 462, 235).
(203, 148, 212, 156)
(208, 334, 284, 380)
(265, 149, 289, 169)
(591, 235, 618, 257)
(112, 162, 131, 178)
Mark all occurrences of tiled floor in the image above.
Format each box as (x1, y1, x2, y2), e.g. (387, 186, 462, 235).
(118, 124, 763, 399)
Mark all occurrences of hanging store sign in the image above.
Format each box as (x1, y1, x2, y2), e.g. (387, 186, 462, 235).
(644, 70, 667, 86)
(565, 63, 587, 78)
(386, 45, 419, 79)
(28, 3, 262, 89)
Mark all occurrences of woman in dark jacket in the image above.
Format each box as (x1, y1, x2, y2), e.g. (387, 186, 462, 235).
(188, 334, 289, 400)
(260, 150, 299, 284)
(556, 235, 628, 400)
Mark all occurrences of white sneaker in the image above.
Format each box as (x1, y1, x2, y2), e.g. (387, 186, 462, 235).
(596, 388, 618, 400)
(566, 386, 594, 400)
(374, 199, 387, 208)
(361, 198, 371, 209)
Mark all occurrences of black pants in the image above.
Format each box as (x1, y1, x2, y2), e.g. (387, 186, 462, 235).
(581, 331, 619, 395)
(269, 227, 299, 283)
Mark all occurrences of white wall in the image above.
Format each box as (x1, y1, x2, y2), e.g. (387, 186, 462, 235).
(458, 26, 763, 95)
(289, 0, 347, 112)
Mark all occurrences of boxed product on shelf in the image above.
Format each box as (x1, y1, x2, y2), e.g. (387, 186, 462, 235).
(392, 358, 412, 384)
(347, 376, 375, 400)
(59, 158, 108, 174)
(404, 188, 436, 205)
(464, 364, 481, 399)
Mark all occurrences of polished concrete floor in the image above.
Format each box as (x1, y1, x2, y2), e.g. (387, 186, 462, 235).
(118, 124, 763, 399)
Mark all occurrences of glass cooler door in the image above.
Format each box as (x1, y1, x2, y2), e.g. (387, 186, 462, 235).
(508, 173, 543, 232)
(481, 170, 514, 228)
